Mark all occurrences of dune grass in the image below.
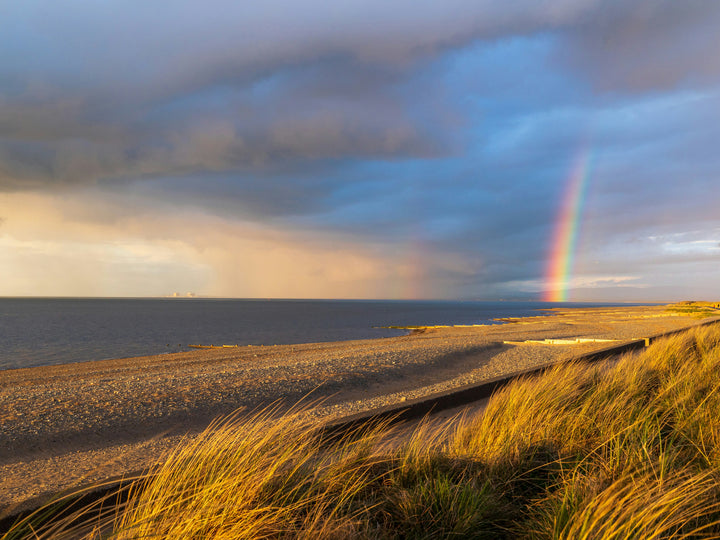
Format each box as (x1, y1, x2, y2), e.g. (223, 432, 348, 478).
(666, 301, 720, 318)
(4, 323, 720, 539)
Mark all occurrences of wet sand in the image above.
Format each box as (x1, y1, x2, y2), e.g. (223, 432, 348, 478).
(1, 304, 716, 514)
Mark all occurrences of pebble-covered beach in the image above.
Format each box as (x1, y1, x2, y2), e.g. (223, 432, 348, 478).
(1, 305, 716, 514)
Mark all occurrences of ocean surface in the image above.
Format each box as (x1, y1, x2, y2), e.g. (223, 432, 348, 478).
(0, 298, 648, 371)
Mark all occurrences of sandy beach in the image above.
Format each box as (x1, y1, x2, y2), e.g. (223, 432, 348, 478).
(1, 304, 717, 515)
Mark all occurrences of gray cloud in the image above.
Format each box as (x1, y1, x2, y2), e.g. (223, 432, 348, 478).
(0, 1, 588, 188)
(2, 0, 587, 91)
(2, 0, 718, 191)
(559, 0, 720, 92)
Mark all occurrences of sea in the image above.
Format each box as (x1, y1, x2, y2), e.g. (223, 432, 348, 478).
(0, 298, 649, 371)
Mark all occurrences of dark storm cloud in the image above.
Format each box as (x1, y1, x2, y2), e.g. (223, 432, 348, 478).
(0, 0, 592, 189)
(0, 71, 439, 188)
(559, 0, 720, 92)
(2, 0, 718, 190)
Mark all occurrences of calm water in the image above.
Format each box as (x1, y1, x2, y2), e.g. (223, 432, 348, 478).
(0, 298, 642, 371)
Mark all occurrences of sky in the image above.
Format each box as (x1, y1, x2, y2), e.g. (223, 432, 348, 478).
(0, 1, 718, 301)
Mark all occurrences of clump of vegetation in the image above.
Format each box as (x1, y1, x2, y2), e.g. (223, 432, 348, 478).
(666, 301, 720, 319)
(5, 323, 720, 539)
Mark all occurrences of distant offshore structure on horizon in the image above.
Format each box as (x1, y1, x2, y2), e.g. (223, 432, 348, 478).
(165, 292, 198, 298)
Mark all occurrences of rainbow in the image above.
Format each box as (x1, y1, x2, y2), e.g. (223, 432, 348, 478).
(543, 148, 592, 302)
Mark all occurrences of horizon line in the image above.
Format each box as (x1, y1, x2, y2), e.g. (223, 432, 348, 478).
(0, 295, 670, 305)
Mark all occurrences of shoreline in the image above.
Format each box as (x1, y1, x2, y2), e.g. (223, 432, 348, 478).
(1, 304, 716, 514)
(0, 300, 657, 372)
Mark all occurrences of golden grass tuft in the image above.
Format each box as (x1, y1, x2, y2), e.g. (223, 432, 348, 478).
(110, 407, 394, 539)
